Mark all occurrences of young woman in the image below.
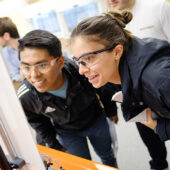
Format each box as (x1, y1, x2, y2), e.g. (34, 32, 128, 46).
(70, 10, 170, 141)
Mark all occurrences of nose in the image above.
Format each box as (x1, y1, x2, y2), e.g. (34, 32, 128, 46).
(79, 64, 89, 75)
(30, 67, 41, 78)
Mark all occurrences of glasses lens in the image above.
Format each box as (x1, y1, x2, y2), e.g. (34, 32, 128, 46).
(79, 54, 100, 67)
(36, 63, 50, 73)
(21, 66, 30, 75)
(21, 58, 57, 76)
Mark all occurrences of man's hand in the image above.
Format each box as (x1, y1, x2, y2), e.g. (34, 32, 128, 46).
(109, 115, 118, 124)
(141, 108, 157, 130)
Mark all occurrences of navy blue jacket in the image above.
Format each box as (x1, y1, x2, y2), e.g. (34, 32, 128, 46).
(119, 38, 170, 140)
(156, 118, 170, 141)
(18, 58, 118, 150)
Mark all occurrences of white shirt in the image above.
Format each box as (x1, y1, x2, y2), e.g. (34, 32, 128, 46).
(126, 0, 170, 41)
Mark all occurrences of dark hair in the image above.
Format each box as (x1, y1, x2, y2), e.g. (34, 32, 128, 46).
(71, 10, 134, 53)
(18, 30, 62, 60)
(0, 17, 19, 38)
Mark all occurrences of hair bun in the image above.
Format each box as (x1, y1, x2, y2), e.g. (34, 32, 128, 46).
(121, 10, 133, 24)
(105, 10, 133, 28)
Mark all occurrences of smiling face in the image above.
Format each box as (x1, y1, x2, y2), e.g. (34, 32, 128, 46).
(71, 36, 122, 88)
(20, 47, 64, 92)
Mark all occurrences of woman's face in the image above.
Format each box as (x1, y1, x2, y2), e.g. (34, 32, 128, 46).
(71, 36, 122, 88)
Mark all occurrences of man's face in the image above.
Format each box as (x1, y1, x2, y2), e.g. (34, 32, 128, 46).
(20, 47, 64, 93)
(105, 0, 132, 10)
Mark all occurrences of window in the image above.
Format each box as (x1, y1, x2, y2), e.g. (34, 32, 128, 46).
(31, 10, 61, 34)
(63, 3, 99, 32)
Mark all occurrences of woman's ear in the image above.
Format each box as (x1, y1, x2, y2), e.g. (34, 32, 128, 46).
(114, 45, 123, 61)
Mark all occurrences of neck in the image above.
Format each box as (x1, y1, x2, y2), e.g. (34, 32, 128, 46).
(127, 0, 136, 10)
(8, 38, 19, 50)
(53, 71, 65, 90)
(110, 70, 121, 85)
(111, 77, 121, 85)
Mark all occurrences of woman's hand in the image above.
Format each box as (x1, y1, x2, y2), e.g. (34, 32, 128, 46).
(141, 108, 157, 130)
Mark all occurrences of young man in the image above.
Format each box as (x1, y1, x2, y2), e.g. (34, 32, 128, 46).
(17, 30, 118, 168)
(0, 17, 22, 82)
(105, 0, 170, 169)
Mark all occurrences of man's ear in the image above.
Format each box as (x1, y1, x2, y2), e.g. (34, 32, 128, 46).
(57, 56, 65, 69)
(114, 45, 123, 61)
(3, 32, 10, 40)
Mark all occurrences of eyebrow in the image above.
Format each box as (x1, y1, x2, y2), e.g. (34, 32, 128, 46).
(21, 59, 49, 65)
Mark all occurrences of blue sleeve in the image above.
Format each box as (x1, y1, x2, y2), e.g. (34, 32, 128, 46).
(155, 118, 170, 141)
(3, 47, 21, 81)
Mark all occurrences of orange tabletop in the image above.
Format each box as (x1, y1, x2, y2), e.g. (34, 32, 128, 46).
(37, 144, 119, 170)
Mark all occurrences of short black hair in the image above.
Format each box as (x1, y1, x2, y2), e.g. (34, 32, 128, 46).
(18, 29, 62, 60)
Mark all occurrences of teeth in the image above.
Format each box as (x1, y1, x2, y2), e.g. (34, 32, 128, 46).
(34, 80, 43, 83)
(88, 75, 96, 80)
(34, 80, 44, 85)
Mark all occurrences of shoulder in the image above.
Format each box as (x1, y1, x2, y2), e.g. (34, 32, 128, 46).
(142, 51, 170, 80)
(142, 56, 170, 105)
(17, 79, 33, 99)
(148, 0, 168, 9)
(17, 80, 43, 113)
(64, 57, 79, 74)
(139, 0, 170, 15)
(3, 46, 10, 51)
(3, 46, 10, 57)
(64, 57, 88, 82)
(138, 38, 170, 53)
(156, 0, 170, 17)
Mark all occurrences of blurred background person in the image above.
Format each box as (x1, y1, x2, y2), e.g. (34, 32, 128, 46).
(105, 0, 170, 170)
(0, 17, 23, 84)
(105, 0, 170, 40)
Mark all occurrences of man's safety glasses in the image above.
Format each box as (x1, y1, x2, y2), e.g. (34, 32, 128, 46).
(20, 58, 58, 76)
